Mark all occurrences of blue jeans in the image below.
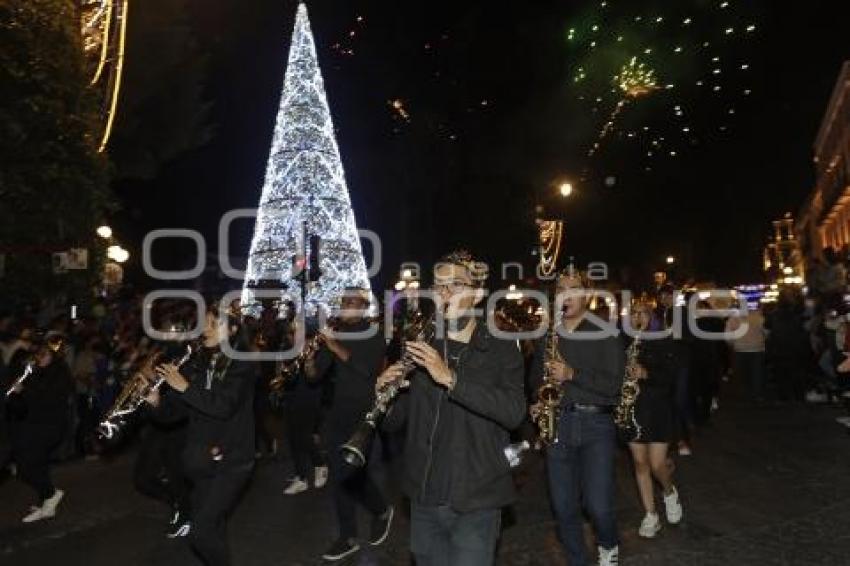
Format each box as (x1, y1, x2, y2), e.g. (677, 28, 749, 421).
(410, 503, 501, 566)
(546, 411, 618, 565)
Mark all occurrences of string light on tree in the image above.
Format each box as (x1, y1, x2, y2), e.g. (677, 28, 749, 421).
(243, 3, 371, 315)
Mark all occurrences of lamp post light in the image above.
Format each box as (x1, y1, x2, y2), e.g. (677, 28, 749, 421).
(96, 225, 113, 239)
(559, 182, 573, 198)
(666, 255, 675, 265)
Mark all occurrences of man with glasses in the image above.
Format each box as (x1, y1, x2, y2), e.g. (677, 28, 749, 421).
(378, 250, 526, 565)
(531, 270, 625, 566)
(307, 288, 393, 562)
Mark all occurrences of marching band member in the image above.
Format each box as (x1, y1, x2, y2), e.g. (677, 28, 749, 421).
(146, 305, 257, 566)
(281, 318, 327, 496)
(306, 287, 391, 562)
(378, 250, 526, 566)
(7, 334, 72, 523)
(622, 302, 683, 539)
(530, 271, 624, 566)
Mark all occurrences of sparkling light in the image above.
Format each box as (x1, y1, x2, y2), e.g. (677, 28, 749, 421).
(617, 56, 658, 97)
(243, 3, 371, 315)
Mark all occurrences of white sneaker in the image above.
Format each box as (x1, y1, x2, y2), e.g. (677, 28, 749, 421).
(710, 398, 720, 412)
(663, 486, 683, 524)
(598, 545, 619, 566)
(314, 465, 329, 489)
(22, 505, 48, 523)
(41, 489, 64, 518)
(638, 512, 661, 538)
(283, 477, 309, 495)
(805, 390, 828, 403)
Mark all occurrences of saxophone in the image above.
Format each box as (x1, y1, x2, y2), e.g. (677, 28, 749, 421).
(534, 314, 564, 445)
(97, 341, 198, 440)
(614, 332, 642, 440)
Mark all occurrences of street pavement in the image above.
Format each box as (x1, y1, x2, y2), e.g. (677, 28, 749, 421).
(2, 392, 850, 566)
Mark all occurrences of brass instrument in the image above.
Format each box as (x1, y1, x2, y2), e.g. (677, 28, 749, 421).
(4, 334, 66, 397)
(340, 311, 435, 468)
(534, 312, 564, 445)
(268, 323, 330, 392)
(268, 315, 353, 391)
(614, 332, 642, 440)
(97, 341, 198, 440)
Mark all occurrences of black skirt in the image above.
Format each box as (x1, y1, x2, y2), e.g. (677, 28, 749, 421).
(630, 390, 674, 444)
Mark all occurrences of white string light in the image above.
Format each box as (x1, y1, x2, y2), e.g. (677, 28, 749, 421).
(243, 3, 371, 315)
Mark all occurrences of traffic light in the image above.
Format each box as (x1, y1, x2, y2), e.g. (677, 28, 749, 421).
(292, 254, 306, 282)
(308, 235, 322, 282)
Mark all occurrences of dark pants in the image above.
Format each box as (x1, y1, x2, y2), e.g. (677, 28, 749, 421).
(285, 401, 322, 481)
(546, 411, 618, 566)
(188, 463, 252, 566)
(14, 427, 63, 503)
(773, 357, 806, 401)
(673, 365, 693, 443)
(327, 437, 387, 539)
(133, 426, 190, 516)
(75, 394, 96, 455)
(693, 365, 719, 424)
(734, 351, 766, 401)
(410, 504, 501, 566)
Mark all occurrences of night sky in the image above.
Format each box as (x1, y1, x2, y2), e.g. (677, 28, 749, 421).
(113, 0, 850, 291)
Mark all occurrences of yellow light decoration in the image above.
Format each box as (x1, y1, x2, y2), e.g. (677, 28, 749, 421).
(537, 220, 564, 277)
(98, 0, 129, 152)
(86, 0, 113, 85)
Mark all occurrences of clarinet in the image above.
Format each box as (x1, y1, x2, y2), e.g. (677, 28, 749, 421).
(339, 313, 436, 467)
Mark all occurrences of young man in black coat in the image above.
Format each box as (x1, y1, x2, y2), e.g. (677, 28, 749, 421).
(306, 288, 391, 562)
(149, 306, 256, 566)
(379, 251, 526, 566)
(7, 335, 72, 523)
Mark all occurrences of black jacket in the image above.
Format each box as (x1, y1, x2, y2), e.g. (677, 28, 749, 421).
(7, 359, 72, 432)
(622, 335, 676, 398)
(383, 320, 526, 512)
(313, 321, 386, 437)
(157, 351, 256, 477)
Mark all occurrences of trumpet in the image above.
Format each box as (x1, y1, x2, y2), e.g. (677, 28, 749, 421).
(97, 341, 199, 440)
(340, 311, 435, 468)
(4, 334, 66, 397)
(534, 312, 564, 445)
(5, 362, 34, 398)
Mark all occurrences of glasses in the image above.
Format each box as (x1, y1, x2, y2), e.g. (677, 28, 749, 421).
(432, 281, 472, 294)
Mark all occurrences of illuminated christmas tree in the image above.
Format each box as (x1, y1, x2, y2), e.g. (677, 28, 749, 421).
(243, 3, 370, 314)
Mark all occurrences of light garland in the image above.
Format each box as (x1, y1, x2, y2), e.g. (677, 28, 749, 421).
(538, 220, 564, 276)
(81, 0, 129, 153)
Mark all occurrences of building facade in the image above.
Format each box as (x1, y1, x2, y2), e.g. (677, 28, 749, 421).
(797, 61, 850, 262)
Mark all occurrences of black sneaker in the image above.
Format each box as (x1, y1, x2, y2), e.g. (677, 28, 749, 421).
(368, 505, 394, 546)
(321, 538, 360, 561)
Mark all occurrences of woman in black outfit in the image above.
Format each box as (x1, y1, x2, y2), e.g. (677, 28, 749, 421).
(623, 303, 684, 539)
(147, 305, 256, 566)
(7, 334, 72, 523)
